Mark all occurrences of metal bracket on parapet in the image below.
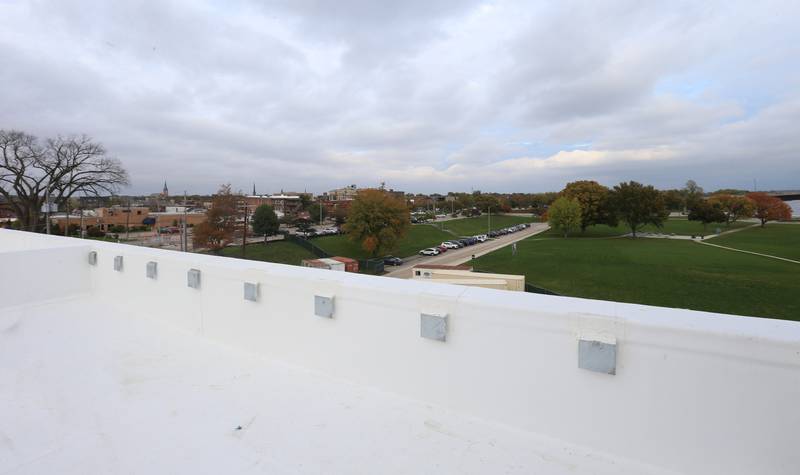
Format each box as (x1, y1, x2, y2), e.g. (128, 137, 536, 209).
(146, 261, 158, 279)
(187, 269, 201, 289)
(244, 282, 259, 302)
(578, 339, 617, 375)
(314, 294, 334, 318)
(421, 313, 448, 341)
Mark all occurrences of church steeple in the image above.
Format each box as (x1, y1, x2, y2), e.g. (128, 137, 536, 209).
(252, 183, 257, 196)
(161, 181, 169, 197)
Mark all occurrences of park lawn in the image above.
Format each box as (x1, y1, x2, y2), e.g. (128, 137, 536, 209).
(473, 237, 799, 321)
(540, 224, 625, 238)
(218, 240, 316, 266)
(711, 223, 800, 261)
(314, 225, 453, 259)
(442, 214, 536, 237)
(640, 218, 751, 236)
(540, 219, 752, 239)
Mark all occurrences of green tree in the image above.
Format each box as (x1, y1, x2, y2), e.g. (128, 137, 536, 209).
(547, 197, 582, 237)
(473, 193, 502, 213)
(561, 180, 616, 232)
(682, 180, 704, 212)
(610, 181, 669, 237)
(707, 194, 755, 226)
(298, 193, 312, 210)
(688, 200, 726, 233)
(343, 189, 410, 257)
(308, 202, 328, 224)
(252, 204, 279, 240)
(295, 217, 314, 236)
(333, 206, 349, 226)
(662, 189, 685, 212)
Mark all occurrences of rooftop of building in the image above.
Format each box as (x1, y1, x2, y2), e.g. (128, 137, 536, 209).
(412, 263, 474, 271)
(1, 229, 799, 474)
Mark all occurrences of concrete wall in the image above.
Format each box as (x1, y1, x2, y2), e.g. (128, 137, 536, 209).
(2, 229, 799, 474)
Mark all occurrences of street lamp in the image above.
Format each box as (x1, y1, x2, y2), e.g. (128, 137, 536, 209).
(487, 206, 491, 235)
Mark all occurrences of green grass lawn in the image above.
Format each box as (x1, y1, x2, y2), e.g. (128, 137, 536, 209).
(314, 225, 453, 259)
(474, 236, 799, 321)
(540, 224, 626, 238)
(711, 223, 800, 261)
(540, 219, 752, 238)
(640, 219, 751, 236)
(440, 214, 536, 237)
(218, 240, 316, 266)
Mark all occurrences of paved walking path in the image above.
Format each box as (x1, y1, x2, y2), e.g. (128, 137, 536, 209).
(628, 223, 760, 241)
(384, 223, 549, 279)
(696, 241, 800, 265)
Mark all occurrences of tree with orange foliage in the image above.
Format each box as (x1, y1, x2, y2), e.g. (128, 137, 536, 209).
(343, 189, 410, 257)
(192, 184, 239, 252)
(707, 194, 755, 226)
(746, 192, 792, 227)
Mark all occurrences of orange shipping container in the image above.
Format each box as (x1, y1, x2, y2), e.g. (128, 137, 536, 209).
(330, 256, 359, 273)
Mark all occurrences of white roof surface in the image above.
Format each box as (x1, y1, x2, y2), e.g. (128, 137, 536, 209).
(1, 298, 661, 475)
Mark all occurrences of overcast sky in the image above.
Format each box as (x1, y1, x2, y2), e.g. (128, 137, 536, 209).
(1, 0, 798, 195)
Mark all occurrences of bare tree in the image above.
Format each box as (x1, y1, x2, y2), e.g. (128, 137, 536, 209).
(0, 130, 129, 231)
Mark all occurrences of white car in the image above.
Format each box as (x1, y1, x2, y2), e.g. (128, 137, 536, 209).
(441, 241, 459, 249)
(475, 234, 488, 242)
(419, 248, 440, 256)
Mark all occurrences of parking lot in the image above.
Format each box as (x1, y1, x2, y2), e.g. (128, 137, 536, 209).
(384, 222, 549, 278)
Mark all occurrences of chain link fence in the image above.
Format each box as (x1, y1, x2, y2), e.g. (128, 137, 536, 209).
(288, 234, 385, 274)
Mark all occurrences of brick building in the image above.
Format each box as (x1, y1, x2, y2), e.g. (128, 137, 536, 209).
(244, 194, 304, 218)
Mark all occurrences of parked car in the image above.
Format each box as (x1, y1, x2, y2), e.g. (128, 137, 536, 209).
(467, 237, 478, 245)
(437, 245, 448, 253)
(383, 256, 403, 266)
(419, 248, 440, 256)
(441, 241, 459, 249)
(476, 234, 488, 242)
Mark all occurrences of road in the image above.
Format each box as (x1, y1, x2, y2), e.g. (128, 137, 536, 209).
(384, 222, 549, 279)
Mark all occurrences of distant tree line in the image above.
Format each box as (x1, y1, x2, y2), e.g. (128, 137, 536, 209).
(546, 179, 792, 237)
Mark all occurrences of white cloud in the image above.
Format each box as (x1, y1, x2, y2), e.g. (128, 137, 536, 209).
(0, 0, 798, 194)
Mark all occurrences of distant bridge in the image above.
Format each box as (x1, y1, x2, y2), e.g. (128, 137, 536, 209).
(768, 191, 800, 201)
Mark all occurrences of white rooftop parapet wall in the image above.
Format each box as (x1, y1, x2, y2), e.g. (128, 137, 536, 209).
(0, 230, 91, 310)
(2, 229, 800, 474)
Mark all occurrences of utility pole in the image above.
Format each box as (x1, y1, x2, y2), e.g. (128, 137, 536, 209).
(125, 198, 131, 241)
(45, 185, 51, 234)
(79, 207, 85, 238)
(488, 206, 491, 235)
(182, 191, 188, 252)
(242, 198, 248, 257)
